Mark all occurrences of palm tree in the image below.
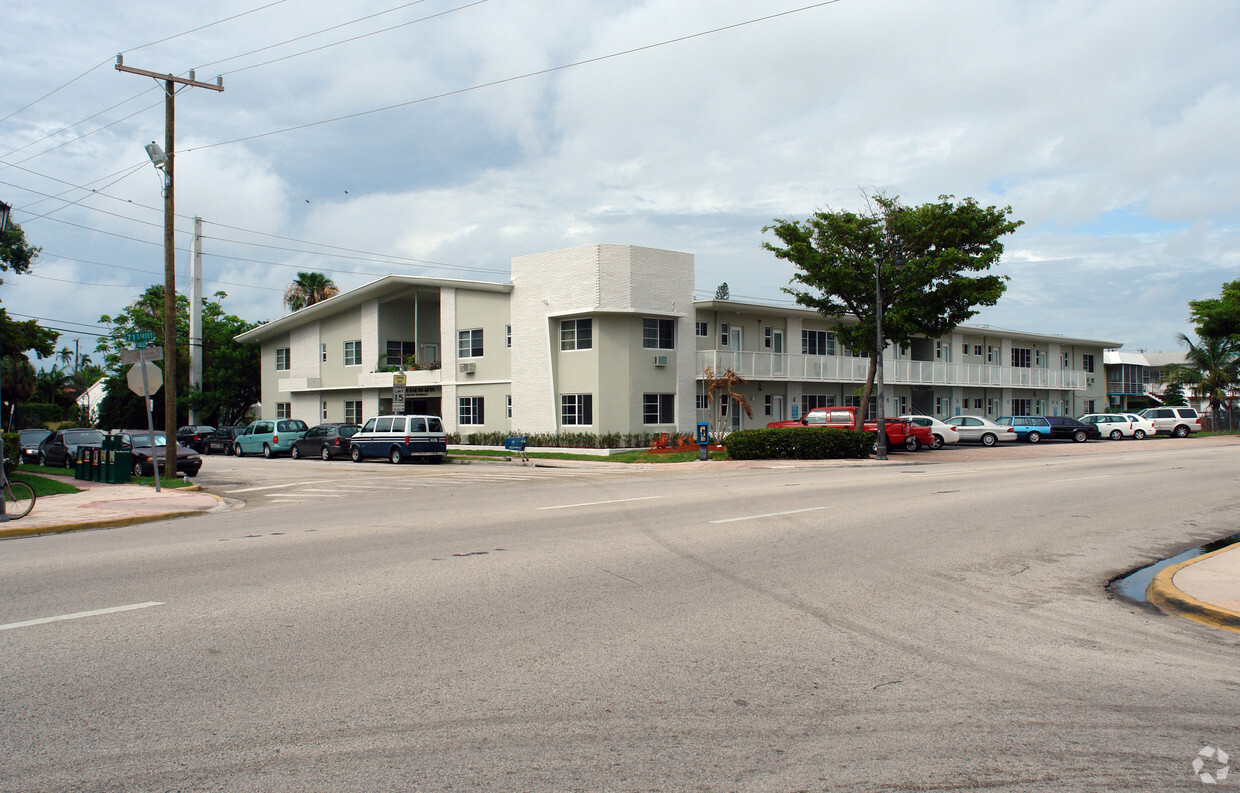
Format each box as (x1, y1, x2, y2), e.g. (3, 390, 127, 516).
(703, 367, 752, 441)
(1163, 333, 1240, 433)
(284, 272, 339, 311)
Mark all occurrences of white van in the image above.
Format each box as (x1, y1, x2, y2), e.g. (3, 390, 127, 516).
(349, 415, 447, 464)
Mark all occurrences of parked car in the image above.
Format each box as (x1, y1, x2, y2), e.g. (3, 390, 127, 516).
(119, 430, 203, 477)
(291, 423, 361, 460)
(995, 415, 1054, 443)
(37, 428, 105, 468)
(767, 406, 928, 451)
(18, 428, 52, 464)
(233, 419, 310, 458)
(1078, 413, 1155, 440)
(1139, 406, 1202, 437)
(176, 425, 216, 453)
(202, 426, 247, 454)
(350, 415, 446, 464)
(941, 415, 1018, 446)
(1043, 415, 1101, 442)
(898, 415, 959, 450)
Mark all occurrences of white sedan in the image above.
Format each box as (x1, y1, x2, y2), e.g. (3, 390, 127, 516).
(898, 415, 960, 450)
(941, 415, 1020, 446)
(1078, 413, 1156, 440)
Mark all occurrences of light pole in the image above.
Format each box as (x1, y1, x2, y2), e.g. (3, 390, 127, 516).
(1, 200, 11, 523)
(874, 245, 903, 461)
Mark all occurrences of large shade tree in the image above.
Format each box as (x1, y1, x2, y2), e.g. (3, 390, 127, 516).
(1, 220, 57, 427)
(1189, 278, 1240, 343)
(764, 193, 1022, 429)
(1163, 333, 1240, 433)
(284, 271, 339, 312)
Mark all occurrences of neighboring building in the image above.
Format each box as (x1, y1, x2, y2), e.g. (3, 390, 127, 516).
(1102, 350, 1189, 412)
(75, 376, 108, 424)
(236, 244, 1117, 435)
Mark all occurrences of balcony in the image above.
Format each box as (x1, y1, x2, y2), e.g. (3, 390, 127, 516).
(357, 368, 443, 389)
(698, 350, 1087, 390)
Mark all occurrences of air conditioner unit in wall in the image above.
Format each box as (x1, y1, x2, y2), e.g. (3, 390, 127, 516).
(1087, 377, 1094, 385)
(459, 362, 476, 374)
(654, 355, 668, 367)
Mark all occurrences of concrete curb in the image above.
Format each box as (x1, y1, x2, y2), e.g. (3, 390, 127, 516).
(1146, 545, 1240, 633)
(0, 490, 228, 540)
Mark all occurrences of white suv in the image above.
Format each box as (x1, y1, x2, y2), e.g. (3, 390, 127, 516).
(1138, 406, 1202, 437)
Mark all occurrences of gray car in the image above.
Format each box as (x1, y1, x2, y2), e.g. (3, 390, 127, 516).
(941, 415, 1019, 446)
(291, 423, 361, 460)
(37, 428, 106, 468)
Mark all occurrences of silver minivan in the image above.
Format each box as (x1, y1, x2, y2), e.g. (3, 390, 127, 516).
(349, 415, 447, 464)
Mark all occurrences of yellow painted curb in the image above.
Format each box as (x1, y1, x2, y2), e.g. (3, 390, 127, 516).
(1146, 544, 1240, 634)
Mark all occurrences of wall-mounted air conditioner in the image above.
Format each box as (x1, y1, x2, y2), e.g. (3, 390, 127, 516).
(1087, 377, 1094, 385)
(654, 355, 668, 367)
(459, 362, 476, 374)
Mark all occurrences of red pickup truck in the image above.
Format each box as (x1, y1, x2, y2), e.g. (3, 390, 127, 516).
(766, 406, 931, 451)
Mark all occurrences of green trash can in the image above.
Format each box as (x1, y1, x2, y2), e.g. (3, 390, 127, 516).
(112, 449, 132, 484)
(89, 446, 103, 482)
(75, 451, 88, 480)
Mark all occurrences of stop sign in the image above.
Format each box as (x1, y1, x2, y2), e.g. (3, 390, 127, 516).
(126, 361, 164, 396)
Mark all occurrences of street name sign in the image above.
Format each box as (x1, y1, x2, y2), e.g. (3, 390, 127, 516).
(120, 346, 164, 365)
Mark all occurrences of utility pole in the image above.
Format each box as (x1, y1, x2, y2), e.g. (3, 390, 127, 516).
(189, 217, 203, 425)
(116, 56, 222, 478)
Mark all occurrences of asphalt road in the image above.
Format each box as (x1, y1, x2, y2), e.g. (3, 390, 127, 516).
(2, 441, 1239, 791)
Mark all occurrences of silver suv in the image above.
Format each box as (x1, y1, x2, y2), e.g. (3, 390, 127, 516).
(1138, 406, 1202, 437)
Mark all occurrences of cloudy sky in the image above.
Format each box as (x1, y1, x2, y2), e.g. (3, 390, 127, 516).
(3, 0, 1238, 365)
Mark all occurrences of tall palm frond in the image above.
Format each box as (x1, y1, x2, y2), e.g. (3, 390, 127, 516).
(284, 272, 340, 311)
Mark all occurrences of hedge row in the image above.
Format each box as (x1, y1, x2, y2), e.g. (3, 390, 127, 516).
(447, 431, 668, 449)
(723, 427, 873, 460)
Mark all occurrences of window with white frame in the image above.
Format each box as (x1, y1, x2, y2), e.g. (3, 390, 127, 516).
(1082, 353, 1095, 372)
(973, 398, 983, 410)
(458, 329, 484, 358)
(1083, 399, 1095, 413)
(1012, 398, 1032, 415)
(897, 395, 907, 415)
(275, 402, 291, 419)
(506, 394, 512, 419)
(1011, 347, 1032, 368)
(321, 401, 328, 421)
(1062, 352, 1071, 367)
(695, 321, 708, 337)
(642, 393, 675, 424)
(987, 398, 999, 415)
(936, 340, 947, 360)
(695, 393, 708, 410)
(560, 318, 592, 351)
(321, 343, 327, 362)
(974, 344, 983, 356)
(803, 394, 831, 413)
(935, 396, 946, 415)
(764, 394, 772, 416)
(962, 343, 969, 355)
(560, 394, 593, 425)
(1035, 349, 1044, 367)
(802, 329, 834, 356)
(458, 396, 484, 425)
(505, 325, 511, 349)
(719, 322, 729, 346)
(344, 400, 362, 424)
(275, 347, 290, 371)
(386, 340, 416, 367)
(344, 340, 362, 367)
(643, 318, 675, 349)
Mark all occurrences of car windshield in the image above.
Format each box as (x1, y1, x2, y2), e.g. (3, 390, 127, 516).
(20, 429, 50, 444)
(278, 420, 307, 432)
(65, 430, 104, 443)
(339, 426, 359, 437)
(128, 433, 168, 448)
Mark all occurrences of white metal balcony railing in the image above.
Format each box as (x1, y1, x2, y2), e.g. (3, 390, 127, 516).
(698, 350, 1087, 391)
(281, 368, 443, 392)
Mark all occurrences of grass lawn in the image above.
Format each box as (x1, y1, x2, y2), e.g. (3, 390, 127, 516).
(448, 448, 728, 464)
(14, 463, 195, 489)
(8, 471, 79, 497)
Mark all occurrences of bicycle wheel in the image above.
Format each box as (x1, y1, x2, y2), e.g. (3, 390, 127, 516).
(4, 480, 36, 519)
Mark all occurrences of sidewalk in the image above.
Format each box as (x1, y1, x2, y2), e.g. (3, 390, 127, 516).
(1147, 543, 1240, 633)
(1, 474, 225, 539)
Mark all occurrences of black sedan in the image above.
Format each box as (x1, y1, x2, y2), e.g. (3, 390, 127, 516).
(118, 431, 203, 477)
(38, 428, 105, 468)
(201, 426, 246, 455)
(19, 428, 51, 464)
(1044, 416, 1102, 443)
(176, 425, 216, 453)
(290, 423, 361, 460)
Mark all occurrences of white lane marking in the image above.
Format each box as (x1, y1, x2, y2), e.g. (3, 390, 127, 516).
(0, 602, 164, 632)
(225, 480, 331, 494)
(909, 469, 978, 477)
(1050, 474, 1113, 483)
(709, 506, 829, 524)
(540, 496, 661, 511)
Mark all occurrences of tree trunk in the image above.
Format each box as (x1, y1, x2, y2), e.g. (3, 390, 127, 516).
(857, 355, 877, 430)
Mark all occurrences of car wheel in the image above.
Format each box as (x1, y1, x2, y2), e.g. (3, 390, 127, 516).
(1072, 430, 1088, 443)
(389, 447, 403, 465)
(291, 445, 301, 460)
(38, 452, 47, 467)
(262, 444, 273, 459)
(321, 445, 332, 461)
(1134, 429, 1146, 440)
(1173, 425, 1189, 438)
(904, 436, 920, 452)
(981, 433, 997, 447)
(930, 434, 944, 450)
(1027, 431, 1041, 444)
(1109, 429, 1123, 440)
(133, 461, 145, 477)
(233, 443, 244, 457)
(350, 445, 363, 463)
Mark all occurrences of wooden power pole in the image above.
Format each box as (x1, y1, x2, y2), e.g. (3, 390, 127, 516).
(116, 55, 223, 478)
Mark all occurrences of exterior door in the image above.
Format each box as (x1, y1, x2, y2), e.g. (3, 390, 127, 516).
(772, 330, 784, 375)
(730, 327, 743, 353)
(771, 395, 784, 422)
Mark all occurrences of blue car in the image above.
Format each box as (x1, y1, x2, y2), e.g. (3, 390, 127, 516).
(234, 419, 309, 458)
(995, 415, 1053, 443)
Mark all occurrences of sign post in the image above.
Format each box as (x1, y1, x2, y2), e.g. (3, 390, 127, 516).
(126, 353, 164, 492)
(393, 373, 407, 414)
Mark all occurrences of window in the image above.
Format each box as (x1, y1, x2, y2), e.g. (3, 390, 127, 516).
(275, 347, 290, 371)
(1083, 399, 1095, 413)
(986, 346, 996, 363)
(1011, 347, 1031, 368)
(936, 340, 946, 360)
(321, 343, 327, 363)
(720, 322, 729, 346)
(1082, 353, 1095, 373)
(974, 344, 983, 356)
(935, 396, 946, 415)
(458, 329, 484, 358)
(802, 329, 834, 356)
(560, 318, 593, 351)
(973, 398, 983, 410)
(321, 401, 328, 421)
(560, 394, 593, 425)
(1012, 399, 1032, 415)
(506, 394, 512, 419)
(764, 394, 772, 416)
(506, 325, 512, 349)
(803, 394, 831, 413)
(988, 398, 999, 415)
(1062, 352, 1070, 367)
(344, 340, 362, 367)
(696, 393, 708, 410)
(386, 340, 416, 367)
(275, 402, 291, 419)
(642, 393, 675, 424)
(695, 321, 708, 337)
(962, 343, 969, 355)
(344, 401, 362, 424)
(643, 318, 675, 349)
(458, 396, 484, 425)
(764, 327, 772, 349)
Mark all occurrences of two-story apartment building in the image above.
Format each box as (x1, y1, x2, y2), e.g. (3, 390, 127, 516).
(237, 244, 1117, 435)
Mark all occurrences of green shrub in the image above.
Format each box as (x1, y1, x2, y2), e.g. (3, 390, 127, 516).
(723, 427, 873, 460)
(2, 431, 17, 476)
(451, 431, 661, 449)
